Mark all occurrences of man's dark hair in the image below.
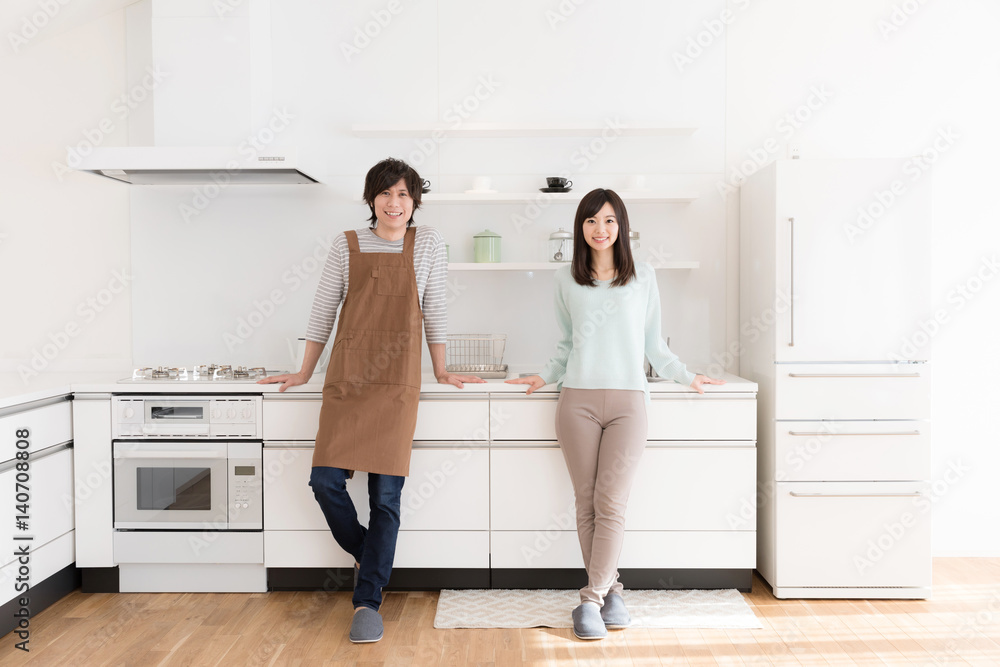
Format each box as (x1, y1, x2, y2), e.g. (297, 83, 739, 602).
(363, 158, 423, 228)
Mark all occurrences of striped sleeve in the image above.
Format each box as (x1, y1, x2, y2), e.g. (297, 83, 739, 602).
(419, 227, 448, 344)
(304, 234, 350, 345)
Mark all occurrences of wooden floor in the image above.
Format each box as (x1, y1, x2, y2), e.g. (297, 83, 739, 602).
(1, 558, 998, 665)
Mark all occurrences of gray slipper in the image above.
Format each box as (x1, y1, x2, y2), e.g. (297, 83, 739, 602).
(572, 602, 607, 640)
(349, 607, 383, 643)
(601, 593, 631, 629)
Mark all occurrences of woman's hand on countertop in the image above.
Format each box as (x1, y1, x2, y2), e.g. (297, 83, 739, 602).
(504, 374, 547, 395)
(690, 374, 726, 394)
(257, 371, 311, 392)
(436, 372, 487, 389)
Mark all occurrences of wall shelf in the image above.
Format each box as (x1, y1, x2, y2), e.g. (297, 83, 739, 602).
(351, 123, 698, 138)
(449, 262, 700, 271)
(423, 191, 698, 204)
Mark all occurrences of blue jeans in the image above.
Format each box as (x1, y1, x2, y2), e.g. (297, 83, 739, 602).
(309, 466, 405, 612)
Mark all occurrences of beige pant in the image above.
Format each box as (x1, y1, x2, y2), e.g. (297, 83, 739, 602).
(555, 388, 647, 606)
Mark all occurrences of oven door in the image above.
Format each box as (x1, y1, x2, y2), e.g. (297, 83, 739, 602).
(113, 441, 229, 529)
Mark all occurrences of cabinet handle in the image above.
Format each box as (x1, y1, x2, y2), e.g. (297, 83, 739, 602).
(787, 373, 921, 378)
(786, 430, 921, 436)
(789, 492, 923, 498)
(788, 217, 794, 348)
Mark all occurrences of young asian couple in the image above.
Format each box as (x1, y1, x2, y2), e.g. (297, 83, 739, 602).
(260, 157, 725, 642)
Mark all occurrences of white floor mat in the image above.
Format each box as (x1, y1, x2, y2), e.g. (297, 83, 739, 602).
(433, 588, 762, 629)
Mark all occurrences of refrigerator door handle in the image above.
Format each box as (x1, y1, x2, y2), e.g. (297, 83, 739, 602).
(787, 430, 922, 436)
(787, 373, 922, 378)
(789, 492, 924, 498)
(788, 217, 794, 347)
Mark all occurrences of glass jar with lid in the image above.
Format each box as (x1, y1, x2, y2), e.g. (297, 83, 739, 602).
(548, 227, 573, 262)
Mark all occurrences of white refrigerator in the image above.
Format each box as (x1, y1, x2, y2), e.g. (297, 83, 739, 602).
(740, 158, 932, 599)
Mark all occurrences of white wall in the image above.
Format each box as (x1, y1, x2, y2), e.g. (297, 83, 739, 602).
(726, 0, 1000, 555)
(0, 9, 132, 383)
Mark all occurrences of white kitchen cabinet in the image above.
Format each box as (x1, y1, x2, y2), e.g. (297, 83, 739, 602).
(490, 531, 585, 569)
(625, 447, 756, 530)
(263, 396, 491, 442)
(774, 481, 931, 591)
(264, 445, 489, 532)
(0, 398, 72, 461)
(489, 396, 558, 441)
(490, 447, 575, 531)
(0, 448, 75, 569)
(412, 397, 490, 441)
(647, 394, 756, 440)
(774, 420, 931, 482)
(73, 394, 114, 567)
(0, 531, 75, 607)
(620, 532, 756, 569)
(265, 530, 489, 569)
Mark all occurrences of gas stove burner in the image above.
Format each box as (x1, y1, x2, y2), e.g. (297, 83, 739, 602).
(122, 364, 285, 383)
(151, 366, 185, 379)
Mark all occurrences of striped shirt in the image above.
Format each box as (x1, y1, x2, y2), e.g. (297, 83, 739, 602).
(305, 226, 448, 345)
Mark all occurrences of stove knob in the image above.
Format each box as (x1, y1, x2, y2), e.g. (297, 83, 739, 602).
(242, 503, 249, 509)
(227, 407, 236, 419)
(123, 407, 134, 420)
(241, 406, 252, 420)
(212, 408, 222, 419)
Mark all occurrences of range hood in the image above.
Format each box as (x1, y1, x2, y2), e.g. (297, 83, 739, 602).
(76, 147, 320, 185)
(73, 0, 321, 186)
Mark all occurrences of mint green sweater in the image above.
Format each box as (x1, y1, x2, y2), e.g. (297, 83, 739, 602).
(539, 263, 697, 397)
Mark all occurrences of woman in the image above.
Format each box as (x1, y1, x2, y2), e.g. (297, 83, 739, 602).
(260, 158, 483, 644)
(507, 188, 724, 640)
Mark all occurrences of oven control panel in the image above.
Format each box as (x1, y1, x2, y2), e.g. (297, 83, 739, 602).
(229, 441, 263, 530)
(112, 396, 263, 439)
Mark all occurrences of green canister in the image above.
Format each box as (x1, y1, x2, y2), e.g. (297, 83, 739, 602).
(473, 229, 501, 263)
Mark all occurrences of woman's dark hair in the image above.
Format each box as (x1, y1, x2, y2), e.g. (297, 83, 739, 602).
(571, 188, 636, 287)
(363, 158, 423, 228)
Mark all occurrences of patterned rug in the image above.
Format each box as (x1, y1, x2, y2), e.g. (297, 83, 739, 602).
(433, 589, 762, 629)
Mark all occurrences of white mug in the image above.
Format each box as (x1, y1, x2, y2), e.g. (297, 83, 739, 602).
(472, 176, 492, 192)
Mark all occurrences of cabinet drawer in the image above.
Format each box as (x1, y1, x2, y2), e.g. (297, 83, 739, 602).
(0, 399, 72, 461)
(413, 398, 490, 441)
(775, 481, 931, 588)
(263, 447, 370, 531)
(262, 399, 321, 441)
(0, 448, 75, 568)
(626, 447, 756, 530)
(491, 448, 574, 531)
(620, 531, 756, 569)
(775, 364, 930, 419)
(264, 447, 489, 531)
(114, 531, 263, 564)
(491, 531, 584, 568)
(0, 530, 75, 607)
(265, 530, 489, 568)
(648, 395, 756, 440)
(489, 397, 558, 440)
(774, 421, 930, 481)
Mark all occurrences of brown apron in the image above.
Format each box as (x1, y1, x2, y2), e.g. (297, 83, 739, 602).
(312, 227, 423, 477)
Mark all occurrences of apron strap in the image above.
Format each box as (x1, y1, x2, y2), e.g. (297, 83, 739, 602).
(345, 230, 360, 253)
(403, 226, 416, 258)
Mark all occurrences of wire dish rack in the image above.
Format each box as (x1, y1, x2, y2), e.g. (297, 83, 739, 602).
(445, 333, 508, 379)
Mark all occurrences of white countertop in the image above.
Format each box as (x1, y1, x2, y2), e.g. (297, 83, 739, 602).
(0, 369, 756, 411)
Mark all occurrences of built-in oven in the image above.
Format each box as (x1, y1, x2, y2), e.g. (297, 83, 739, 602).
(112, 395, 263, 531)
